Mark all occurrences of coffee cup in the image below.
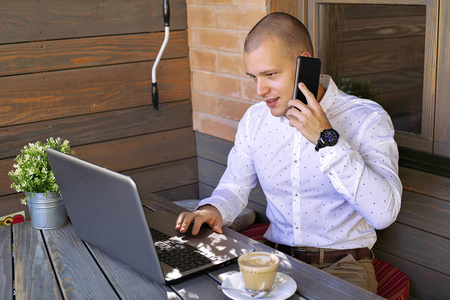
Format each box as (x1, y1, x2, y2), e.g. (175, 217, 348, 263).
(238, 251, 280, 292)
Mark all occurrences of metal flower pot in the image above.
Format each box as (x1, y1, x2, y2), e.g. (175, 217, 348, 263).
(27, 192, 68, 229)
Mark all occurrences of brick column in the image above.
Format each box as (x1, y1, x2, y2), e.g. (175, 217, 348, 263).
(187, 0, 267, 141)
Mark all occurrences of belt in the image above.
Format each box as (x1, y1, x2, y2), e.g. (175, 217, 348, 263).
(266, 241, 371, 264)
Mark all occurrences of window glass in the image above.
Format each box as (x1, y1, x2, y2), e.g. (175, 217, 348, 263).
(318, 4, 426, 134)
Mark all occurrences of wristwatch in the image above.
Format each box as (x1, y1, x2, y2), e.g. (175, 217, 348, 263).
(315, 129, 339, 152)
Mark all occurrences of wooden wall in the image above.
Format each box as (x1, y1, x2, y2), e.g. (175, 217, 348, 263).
(197, 132, 450, 300)
(0, 0, 198, 219)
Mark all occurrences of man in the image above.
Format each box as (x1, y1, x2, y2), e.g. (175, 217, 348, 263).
(176, 12, 402, 293)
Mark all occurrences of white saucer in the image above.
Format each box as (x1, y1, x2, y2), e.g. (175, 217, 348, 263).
(221, 272, 297, 300)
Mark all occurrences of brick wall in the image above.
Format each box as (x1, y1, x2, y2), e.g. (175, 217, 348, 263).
(187, 0, 267, 141)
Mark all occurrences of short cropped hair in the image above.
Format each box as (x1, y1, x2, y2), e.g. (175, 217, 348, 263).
(244, 12, 314, 60)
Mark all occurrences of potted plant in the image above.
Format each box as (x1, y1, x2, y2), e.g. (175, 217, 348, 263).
(8, 137, 73, 229)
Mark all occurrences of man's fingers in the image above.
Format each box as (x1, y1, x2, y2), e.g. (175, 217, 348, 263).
(298, 82, 320, 107)
(192, 214, 223, 235)
(175, 205, 224, 235)
(212, 225, 223, 234)
(287, 100, 304, 116)
(175, 212, 187, 230)
(192, 216, 205, 235)
(207, 215, 223, 234)
(176, 212, 197, 233)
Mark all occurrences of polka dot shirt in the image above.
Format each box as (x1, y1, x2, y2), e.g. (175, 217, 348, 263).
(199, 75, 402, 250)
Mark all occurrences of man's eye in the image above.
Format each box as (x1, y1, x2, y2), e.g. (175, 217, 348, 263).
(267, 73, 275, 77)
(248, 75, 256, 80)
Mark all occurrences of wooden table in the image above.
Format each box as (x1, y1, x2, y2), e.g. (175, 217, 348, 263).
(0, 193, 384, 300)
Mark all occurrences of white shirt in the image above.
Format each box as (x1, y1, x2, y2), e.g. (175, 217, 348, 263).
(199, 75, 402, 249)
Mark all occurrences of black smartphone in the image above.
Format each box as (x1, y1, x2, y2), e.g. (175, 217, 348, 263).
(292, 56, 321, 104)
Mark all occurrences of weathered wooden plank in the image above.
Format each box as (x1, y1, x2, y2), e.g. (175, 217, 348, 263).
(197, 157, 226, 188)
(0, 31, 188, 76)
(86, 244, 179, 300)
(0, 226, 13, 300)
(397, 190, 450, 239)
(0, 58, 190, 127)
(0, 0, 187, 44)
(374, 250, 450, 300)
(199, 182, 214, 198)
(0, 100, 193, 159)
(196, 132, 233, 166)
(73, 128, 196, 173)
(0, 194, 28, 221)
(0, 128, 196, 197)
(375, 222, 450, 275)
(0, 159, 23, 197)
(199, 182, 214, 200)
(13, 222, 62, 299)
(400, 167, 450, 201)
(155, 183, 199, 202)
(171, 273, 230, 299)
(43, 224, 119, 299)
(125, 157, 198, 196)
(434, 142, 450, 159)
(141, 192, 186, 216)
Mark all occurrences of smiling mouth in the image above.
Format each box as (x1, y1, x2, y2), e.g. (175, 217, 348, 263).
(265, 97, 279, 108)
(265, 97, 279, 104)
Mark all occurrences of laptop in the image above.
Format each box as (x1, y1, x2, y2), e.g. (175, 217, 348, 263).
(46, 148, 254, 284)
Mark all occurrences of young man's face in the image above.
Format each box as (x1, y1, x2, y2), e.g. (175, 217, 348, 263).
(244, 37, 297, 117)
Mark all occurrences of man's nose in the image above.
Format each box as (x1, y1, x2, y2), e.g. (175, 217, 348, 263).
(256, 79, 270, 96)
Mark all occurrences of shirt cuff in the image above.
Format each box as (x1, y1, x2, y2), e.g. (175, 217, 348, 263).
(317, 139, 351, 172)
(196, 198, 234, 226)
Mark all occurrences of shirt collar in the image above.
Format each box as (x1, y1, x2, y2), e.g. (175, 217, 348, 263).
(318, 75, 339, 113)
(279, 114, 290, 124)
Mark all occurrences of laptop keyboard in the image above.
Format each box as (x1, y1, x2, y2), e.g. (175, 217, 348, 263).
(150, 228, 213, 272)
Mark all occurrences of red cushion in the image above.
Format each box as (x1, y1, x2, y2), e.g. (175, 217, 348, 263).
(239, 223, 269, 242)
(372, 258, 410, 300)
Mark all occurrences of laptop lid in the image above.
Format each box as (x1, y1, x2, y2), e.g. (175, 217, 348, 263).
(46, 148, 253, 284)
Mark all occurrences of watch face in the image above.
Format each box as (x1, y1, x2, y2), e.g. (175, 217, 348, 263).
(321, 129, 339, 146)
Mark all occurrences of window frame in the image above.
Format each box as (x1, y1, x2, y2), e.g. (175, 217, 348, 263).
(307, 0, 439, 153)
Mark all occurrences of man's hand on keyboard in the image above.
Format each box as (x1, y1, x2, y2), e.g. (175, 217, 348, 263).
(175, 205, 223, 235)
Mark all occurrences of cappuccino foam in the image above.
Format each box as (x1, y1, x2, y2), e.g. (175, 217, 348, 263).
(239, 252, 279, 271)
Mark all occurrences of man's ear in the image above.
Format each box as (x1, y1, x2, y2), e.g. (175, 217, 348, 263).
(300, 51, 312, 58)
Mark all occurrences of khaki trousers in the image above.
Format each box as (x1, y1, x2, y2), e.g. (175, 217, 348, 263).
(313, 254, 378, 294)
